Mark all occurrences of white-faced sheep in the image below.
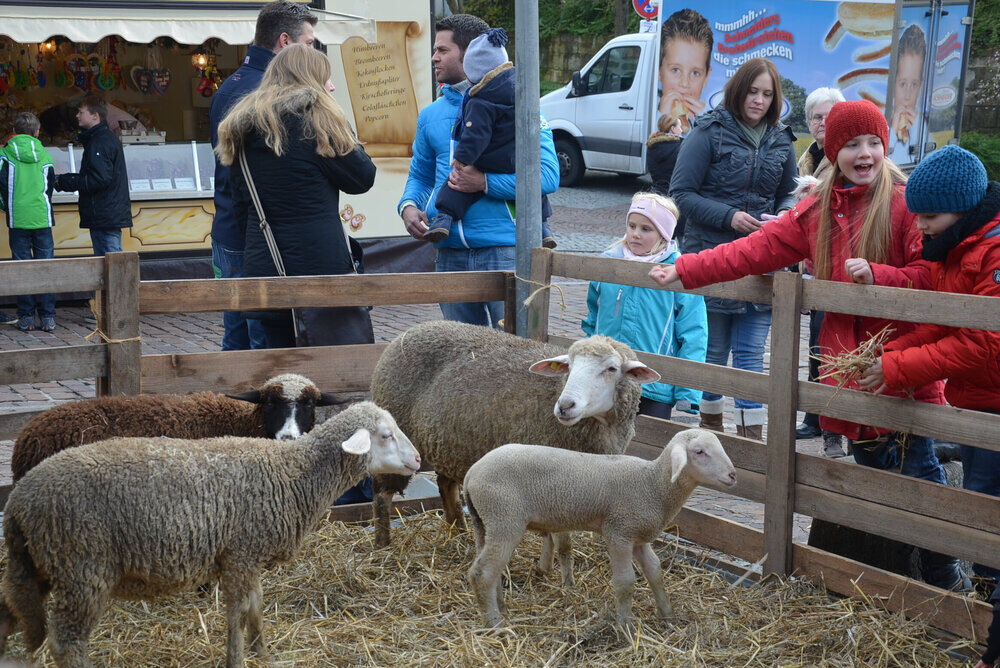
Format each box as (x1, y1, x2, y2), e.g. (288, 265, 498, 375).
(464, 429, 736, 628)
(370, 320, 660, 547)
(0, 401, 420, 668)
(11, 373, 341, 481)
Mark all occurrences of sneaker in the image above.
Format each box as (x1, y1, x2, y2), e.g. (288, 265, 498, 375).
(823, 432, 847, 458)
(16, 315, 34, 332)
(423, 213, 453, 244)
(41, 316, 55, 332)
(1, 314, 18, 326)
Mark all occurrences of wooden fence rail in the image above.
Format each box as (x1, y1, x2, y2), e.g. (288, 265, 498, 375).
(0, 250, 995, 645)
(534, 248, 997, 641)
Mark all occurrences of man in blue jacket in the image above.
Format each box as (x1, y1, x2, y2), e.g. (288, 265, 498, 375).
(209, 0, 316, 350)
(398, 14, 560, 328)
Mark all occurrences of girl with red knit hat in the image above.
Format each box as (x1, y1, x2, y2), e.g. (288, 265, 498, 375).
(649, 99, 971, 592)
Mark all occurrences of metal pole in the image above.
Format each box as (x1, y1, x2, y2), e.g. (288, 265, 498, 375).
(514, 0, 542, 337)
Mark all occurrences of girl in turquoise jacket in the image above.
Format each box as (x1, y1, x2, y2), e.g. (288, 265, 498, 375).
(582, 193, 708, 420)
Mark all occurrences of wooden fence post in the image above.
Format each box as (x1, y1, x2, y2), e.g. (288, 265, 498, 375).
(525, 247, 553, 341)
(98, 252, 141, 397)
(763, 271, 803, 577)
(504, 271, 517, 334)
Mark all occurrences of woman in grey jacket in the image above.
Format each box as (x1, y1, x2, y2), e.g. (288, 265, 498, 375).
(668, 57, 797, 439)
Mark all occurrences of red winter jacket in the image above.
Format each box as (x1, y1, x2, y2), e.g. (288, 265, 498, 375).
(882, 214, 1000, 411)
(675, 181, 945, 439)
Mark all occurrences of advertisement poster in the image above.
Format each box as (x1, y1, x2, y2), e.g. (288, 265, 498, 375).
(656, 1, 969, 163)
(888, 3, 969, 164)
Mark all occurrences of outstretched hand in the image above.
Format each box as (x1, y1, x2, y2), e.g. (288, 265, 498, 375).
(844, 257, 874, 285)
(649, 264, 679, 286)
(731, 211, 762, 234)
(856, 358, 887, 395)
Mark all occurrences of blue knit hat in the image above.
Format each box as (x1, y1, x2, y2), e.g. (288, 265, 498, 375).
(463, 28, 509, 84)
(905, 145, 988, 213)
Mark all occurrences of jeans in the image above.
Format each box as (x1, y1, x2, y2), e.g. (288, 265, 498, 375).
(435, 245, 514, 328)
(960, 422, 1000, 583)
(8, 228, 55, 317)
(702, 309, 772, 410)
(212, 242, 266, 351)
(850, 433, 947, 484)
(89, 228, 122, 256)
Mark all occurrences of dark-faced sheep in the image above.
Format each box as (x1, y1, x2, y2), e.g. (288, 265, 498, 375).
(369, 320, 660, 547)
(11, 373, 341, 481)
(0, 401, 420, 668)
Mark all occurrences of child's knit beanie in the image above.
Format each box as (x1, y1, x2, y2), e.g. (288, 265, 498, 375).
(823, 100, 889, 164)
(463, 28, 509, 84)
(628, 196, 677, 242)
(905, 145, 988, 213)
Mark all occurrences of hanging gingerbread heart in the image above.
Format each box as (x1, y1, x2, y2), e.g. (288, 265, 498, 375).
(130, 65, 151, 94)
(151, 68, 171, 95)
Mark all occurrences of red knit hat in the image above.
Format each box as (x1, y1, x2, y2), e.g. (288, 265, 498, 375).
(823, 100, 889, 164)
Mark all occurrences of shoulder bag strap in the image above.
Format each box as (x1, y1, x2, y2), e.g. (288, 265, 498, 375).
(238, 148, 298, 337)
(238, 148, 288, 277)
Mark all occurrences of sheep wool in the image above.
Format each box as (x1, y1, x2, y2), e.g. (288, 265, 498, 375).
(370, 320, 649, 547)
(0, 401, 419, 668)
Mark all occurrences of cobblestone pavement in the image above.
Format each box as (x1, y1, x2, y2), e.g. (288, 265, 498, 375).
(0, 174, 834, 543)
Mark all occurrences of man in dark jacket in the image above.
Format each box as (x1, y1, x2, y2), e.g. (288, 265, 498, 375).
(210, 0, 316, 351)
(54, 95, 132, 256)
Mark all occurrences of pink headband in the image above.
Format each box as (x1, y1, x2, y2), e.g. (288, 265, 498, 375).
(627, 198, 677, 242)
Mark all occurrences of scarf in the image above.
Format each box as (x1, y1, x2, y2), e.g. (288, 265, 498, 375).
(921, 181, 1000, 262)
(622, 241, 674, 263)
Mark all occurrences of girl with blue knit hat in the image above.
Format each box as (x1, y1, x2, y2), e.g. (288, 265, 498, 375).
(856, 144, 1000, 667)
(426, 27, 555, 248)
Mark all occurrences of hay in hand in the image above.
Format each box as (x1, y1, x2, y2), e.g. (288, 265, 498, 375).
(0, 511, 974, 666)
(814, 324, 895, 388)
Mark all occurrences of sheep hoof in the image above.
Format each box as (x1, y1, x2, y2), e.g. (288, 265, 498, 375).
(483, 614, 505, 629)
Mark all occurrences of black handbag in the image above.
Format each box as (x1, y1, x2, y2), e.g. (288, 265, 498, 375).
(238, 149, 374, 347)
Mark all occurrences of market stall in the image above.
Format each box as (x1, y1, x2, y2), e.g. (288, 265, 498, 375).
(0, 0, 431, 270)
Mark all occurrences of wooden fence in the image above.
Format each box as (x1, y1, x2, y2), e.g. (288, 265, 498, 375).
(0, 250, 997, 647)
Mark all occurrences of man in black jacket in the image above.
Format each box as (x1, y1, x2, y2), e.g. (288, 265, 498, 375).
(55, 95, 132, 256)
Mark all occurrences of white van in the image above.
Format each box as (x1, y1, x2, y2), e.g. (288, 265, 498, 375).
(541, 32, 658, 187)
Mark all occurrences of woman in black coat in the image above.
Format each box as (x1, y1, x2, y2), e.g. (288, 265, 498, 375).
(645, 112, 684, 236)
(216, 44, 376, 349)
(646, 113, 683, 197)
(667, 57, 797, 440)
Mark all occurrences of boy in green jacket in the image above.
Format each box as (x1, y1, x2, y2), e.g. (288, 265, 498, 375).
(0, 112, 57, 331)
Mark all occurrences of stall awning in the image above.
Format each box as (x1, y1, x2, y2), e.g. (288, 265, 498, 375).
(0, 6, 374, 45)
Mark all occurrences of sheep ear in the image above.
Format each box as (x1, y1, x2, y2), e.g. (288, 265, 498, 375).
(226, 389, 262, 404)
(623, 360, 660, 384)
(529, 355, 570, 376)
(341, 428, 371, 455)
(317, 392, 349, 407)
(670, 444, 688, 484)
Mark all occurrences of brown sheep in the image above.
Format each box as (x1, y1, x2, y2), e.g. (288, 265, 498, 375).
(11, 374, 342, 481)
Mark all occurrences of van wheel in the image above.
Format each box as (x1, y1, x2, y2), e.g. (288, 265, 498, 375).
(555, 138, 584, 187)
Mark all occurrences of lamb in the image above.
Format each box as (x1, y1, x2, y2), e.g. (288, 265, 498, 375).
(370, 320, 660, 547)
(11, 373, 342, 481)
(0, 401, 420, 668)
(464, 429, 736, 628)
